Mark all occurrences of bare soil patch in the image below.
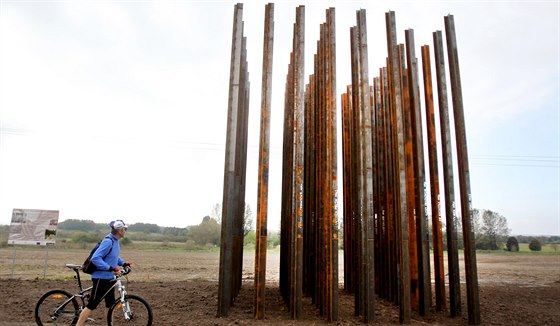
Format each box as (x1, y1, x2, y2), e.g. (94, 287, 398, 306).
(0, 249, 558, 325)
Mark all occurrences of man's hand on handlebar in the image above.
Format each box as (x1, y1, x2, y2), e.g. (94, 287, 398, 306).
(120, 265, 132, 276)
(109, 266, 120, 275)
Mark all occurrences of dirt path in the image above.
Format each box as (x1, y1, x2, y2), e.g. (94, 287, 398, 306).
(0, 249, 558, 325)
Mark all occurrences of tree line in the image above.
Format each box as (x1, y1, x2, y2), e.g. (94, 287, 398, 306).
(49, 204, 281, 249)
(445, 208, 558, 251)
(0, 206, 556, 251)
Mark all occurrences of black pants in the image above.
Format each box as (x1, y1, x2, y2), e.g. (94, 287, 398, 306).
(87, 278, 116, 310)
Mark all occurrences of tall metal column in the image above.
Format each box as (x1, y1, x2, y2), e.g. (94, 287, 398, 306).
(254, 3, 274, 320)
(385, 11, 411, 324)
(218, 3, 248, 317)
(421, 44, 446, 312)
(445, 14, 481, 325)
(405, 29, 431, 316)
(433, 30, 462, 318)
(355, 9, 375, 322)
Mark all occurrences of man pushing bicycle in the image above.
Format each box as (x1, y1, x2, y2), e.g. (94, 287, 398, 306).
(76, 219, 131, 326)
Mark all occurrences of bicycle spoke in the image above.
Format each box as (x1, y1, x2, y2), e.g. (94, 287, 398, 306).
(35, 290, 79, 326)
(108, 295, 152, 325)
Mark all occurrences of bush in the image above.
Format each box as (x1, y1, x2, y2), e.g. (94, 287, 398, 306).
(528, 238, 542, 251)
(506, 237, 519, 252)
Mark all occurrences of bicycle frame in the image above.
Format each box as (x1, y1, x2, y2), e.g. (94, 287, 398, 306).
(61, 264, 130, 318)
(36, 263, 150, 326)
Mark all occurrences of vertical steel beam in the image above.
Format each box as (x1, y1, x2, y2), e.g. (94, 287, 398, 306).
(433, 30, 462, 317)
(349, 25, 364, 317)
(290, 6, 305, 319)
(218, 3, 245, 317)
(445, 15, 481, 325)
(421, 44, 446, 312)
(341, 89, 353, 294)
(385, 11, 411, 324)
(254, 3, 274, 320)
(326, 8, 339, 322)
(280, 52, 295, 303)
(399, 42, 418, 313)
(356, 9, 375, 322)
(405, 29, 431, 316)
(232, 35, 249, 300)
(373, 76, 382, 297)
(303, 73, 316, 301)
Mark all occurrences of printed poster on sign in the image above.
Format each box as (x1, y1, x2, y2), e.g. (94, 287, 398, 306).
(8, 209, 59, 246)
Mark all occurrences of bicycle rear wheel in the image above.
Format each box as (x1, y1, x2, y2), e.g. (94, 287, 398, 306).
(107, 294, 152, 325)
(35, 289, 80, 325)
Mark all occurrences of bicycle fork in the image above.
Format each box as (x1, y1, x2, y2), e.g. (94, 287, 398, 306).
(117, 281, 132, 320)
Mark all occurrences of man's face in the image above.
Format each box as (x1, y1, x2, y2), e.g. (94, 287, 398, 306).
(119, 228, 127, 237)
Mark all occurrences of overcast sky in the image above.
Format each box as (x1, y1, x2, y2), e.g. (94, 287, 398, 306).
(0, 0, 558, 236)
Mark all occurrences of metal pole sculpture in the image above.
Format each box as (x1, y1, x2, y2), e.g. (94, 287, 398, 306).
(254, 3, 274, 320)
(281, 7, 339, 321)
(215, 5, 479, 325)
(218, 3, 249, 317)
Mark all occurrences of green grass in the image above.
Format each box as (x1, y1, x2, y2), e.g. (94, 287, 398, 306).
(475, 243, 560, 255)
(517, 243, 559, 253)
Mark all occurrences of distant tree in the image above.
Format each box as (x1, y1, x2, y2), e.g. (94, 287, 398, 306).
(244, 204, 254, 237)
(71, 231, 104, 244)
(244, 230, 256, 246)
(58, 219, 100, 231)
(528, 238, 542, 251)
(162, 227, 188, 237)
(211, 203, 222, 224)
(128, 223, 160, 233)
(475, 209, 510, 250)
(120, 237, 132, 246)
(506, 236, 519, 252)
(188, 216, 220, 246)
(267, 231, 280, 248)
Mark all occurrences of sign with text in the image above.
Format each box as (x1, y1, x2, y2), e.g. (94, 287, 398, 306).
(8, 209, 59, 246)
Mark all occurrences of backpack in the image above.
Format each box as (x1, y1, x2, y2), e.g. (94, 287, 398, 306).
(82, 236, 114, 274)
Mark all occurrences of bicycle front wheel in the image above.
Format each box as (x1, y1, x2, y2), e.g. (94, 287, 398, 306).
(35, 289, 80, 325)
(107, 294, 153, 325)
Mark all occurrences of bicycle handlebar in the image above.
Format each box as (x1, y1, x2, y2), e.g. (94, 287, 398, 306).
(118, 265, 132, 277)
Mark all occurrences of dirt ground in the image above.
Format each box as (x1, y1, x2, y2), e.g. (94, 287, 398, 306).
(0, 249, 558, 325)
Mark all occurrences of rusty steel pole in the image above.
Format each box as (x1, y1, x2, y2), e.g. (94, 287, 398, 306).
(280, 51, 295, 304)
(326, 8, 339, 321)
(399, 42, 419, 313)
(232, 35, 249, 300)
(341, 89, 353, 294)
(405, 29, 431, 316)
(421, 44, 446, 312)
(445, 15, 481, 325)
(254, 3, 274, 320)
(385, 11, 411, 324)
(285, 6, 305, 319)
(349, 25, 364, 317)
(218, 3, 247, 317)
(356, 9, 375, 322)
(433, 30, 462, 317)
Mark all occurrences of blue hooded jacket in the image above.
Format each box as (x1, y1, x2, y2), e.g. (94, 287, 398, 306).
(91, 233, 125, 280)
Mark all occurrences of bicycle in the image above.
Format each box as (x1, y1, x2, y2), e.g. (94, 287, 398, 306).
(34, 263, 153, 325)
